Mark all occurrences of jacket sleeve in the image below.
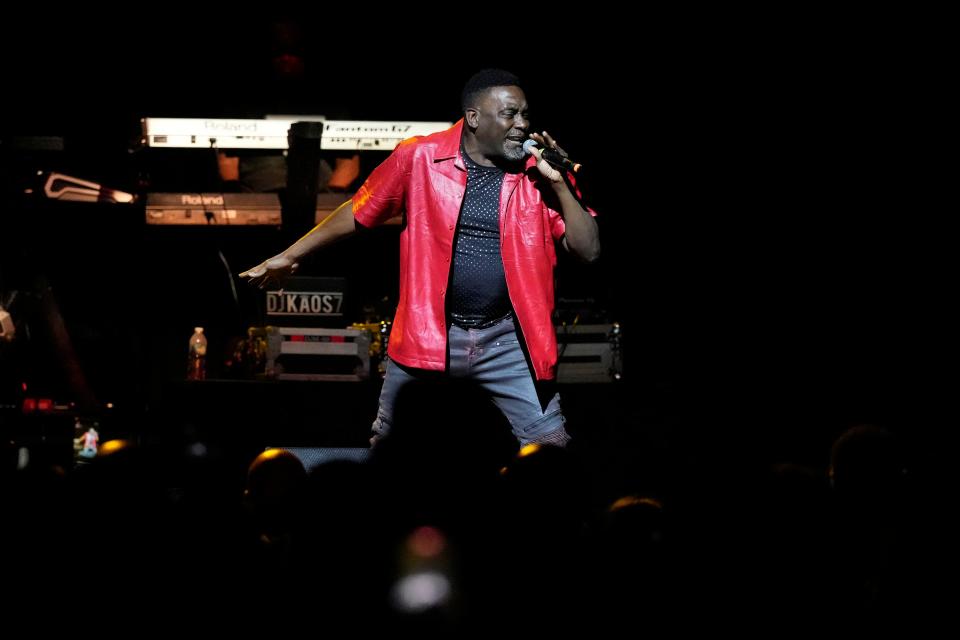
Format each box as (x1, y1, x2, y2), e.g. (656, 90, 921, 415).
(543, 171, 597, 241)
(351, 138, 416, 228)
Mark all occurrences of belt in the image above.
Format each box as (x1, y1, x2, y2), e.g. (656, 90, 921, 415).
(450, 313, 513, 331)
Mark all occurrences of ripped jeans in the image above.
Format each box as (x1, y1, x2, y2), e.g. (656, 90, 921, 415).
(371, 316, 569, 447)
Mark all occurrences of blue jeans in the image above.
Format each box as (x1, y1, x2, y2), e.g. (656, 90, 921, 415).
(371, 316, 569, 447)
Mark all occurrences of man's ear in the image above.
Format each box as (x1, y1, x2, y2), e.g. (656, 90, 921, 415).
(465, 108, 480, 129)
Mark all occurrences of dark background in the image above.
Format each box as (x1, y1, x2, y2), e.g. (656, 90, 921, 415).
(1, 10, 950, 467)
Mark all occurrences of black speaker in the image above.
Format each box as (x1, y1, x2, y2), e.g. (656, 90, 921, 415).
(284, 121, 323, 235)
(275, 446, 370, 473)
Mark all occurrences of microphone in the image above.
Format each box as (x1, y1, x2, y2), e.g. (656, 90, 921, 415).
(522, 139, 582, 173)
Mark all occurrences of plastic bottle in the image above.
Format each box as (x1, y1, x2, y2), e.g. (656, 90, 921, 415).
(187, 327, 208, 380)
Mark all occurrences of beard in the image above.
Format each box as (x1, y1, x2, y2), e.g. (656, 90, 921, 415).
(502, 141, 526, 162)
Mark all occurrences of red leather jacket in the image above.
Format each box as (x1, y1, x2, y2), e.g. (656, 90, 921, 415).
(353, 120, 586, 380)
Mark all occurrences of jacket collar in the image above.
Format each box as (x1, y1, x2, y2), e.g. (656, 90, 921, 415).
(434, 119, 466, 171)
(434, 118, 540, 176)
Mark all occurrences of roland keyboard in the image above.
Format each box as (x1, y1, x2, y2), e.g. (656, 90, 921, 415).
(141, 118, 452, 151)
(144, 192, 363, 226)
(145, 192, 282, 226)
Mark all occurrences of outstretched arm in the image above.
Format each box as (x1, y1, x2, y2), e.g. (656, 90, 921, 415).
(239, 199, 358, 288)
(528, 131, 600, 263)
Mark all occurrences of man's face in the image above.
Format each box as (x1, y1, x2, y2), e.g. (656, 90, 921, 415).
(468, 86, 530, 162)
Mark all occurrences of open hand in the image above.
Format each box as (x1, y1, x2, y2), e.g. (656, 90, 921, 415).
(239, 254, 299, 289)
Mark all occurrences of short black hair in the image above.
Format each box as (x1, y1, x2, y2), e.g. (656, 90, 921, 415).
(461, 69, 522, 112)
